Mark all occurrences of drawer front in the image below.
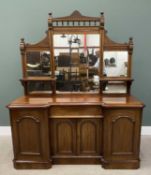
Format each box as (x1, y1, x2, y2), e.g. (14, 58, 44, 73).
(50, 105, 102, 118)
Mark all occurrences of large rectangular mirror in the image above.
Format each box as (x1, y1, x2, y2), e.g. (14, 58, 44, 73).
(103, 51, 128, 77)
(53, 33, 100, 93)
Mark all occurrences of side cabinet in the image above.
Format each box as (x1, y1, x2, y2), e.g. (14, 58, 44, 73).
(103, 108, 143, 169)
(9, 108, 51, 169)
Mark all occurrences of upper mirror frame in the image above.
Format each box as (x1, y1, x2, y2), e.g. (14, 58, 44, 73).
(101, 32, 133, 79)
(19, 10, 134, 95)
(20, 32, 51, 78)
(48, 11, 104, 94)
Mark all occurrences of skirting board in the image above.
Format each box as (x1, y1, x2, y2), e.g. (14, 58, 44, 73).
(0, 126, 151, 136)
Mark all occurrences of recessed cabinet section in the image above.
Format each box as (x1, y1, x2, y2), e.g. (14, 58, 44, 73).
(77, 119, 102, 155)
(50, 118, 102, 157)
(50, 119, 76, 155)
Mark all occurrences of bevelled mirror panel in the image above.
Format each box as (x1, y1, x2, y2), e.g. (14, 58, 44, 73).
(53, 34, 100, 93)
(102, 81, 127, 94)
(103, 51, 128, 77)
(26, 51, 51, 77)
(27, 81, 52, 94)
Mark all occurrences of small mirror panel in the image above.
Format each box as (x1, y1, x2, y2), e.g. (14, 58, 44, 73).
(27, 81, 52, 94)
(103, 51, 128, 77)
(102, 81, 127, 94)
(53, 34, 100, 93)
(26, 51, 51, 77)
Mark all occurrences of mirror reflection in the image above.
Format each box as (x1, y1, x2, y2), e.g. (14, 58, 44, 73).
(103, 81, 127, 94)
(26, 51, 51, 77)
(53, 34, 100, 93)
(103, 51, 128, 77)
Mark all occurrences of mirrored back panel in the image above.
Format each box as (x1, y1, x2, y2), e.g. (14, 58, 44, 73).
(19, 11, 133, 96)
(103, 51, 128, 77)
(27, 81, 52, 95)
(53, 33, 100, 93)
(26, 51, 51, 77)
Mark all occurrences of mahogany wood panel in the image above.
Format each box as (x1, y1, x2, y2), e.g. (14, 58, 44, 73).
(50, 118, 102, 164)
(9, 108, 51, 169)
(50, 119, 76, 156)
(50, 105, 102, 118)
(102, 108, 142, 169)
(77, 118, 102, 155)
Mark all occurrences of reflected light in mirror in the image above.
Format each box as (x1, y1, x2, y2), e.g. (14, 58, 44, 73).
(53, 33, 100, 93)
(103, 51, 128, 77)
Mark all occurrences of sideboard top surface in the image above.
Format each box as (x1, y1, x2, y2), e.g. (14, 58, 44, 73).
(7, 94, 144, 109)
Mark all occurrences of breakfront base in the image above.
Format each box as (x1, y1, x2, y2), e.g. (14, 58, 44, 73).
(8, 95, 144, 170)
(13, 158, 139, 169)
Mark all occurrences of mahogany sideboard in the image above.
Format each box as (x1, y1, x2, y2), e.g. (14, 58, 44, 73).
(7, 11, 145, 169)
(8, 94, 144, 169)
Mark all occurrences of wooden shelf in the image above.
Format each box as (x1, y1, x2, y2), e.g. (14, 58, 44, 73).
(20, 77, 56, 81)
(54, 46, 100, 49)
(100, 77, 133, 81)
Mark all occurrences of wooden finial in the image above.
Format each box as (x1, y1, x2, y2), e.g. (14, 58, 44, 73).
(129, 37, 134, 53)
(100, 12, 104, 16)
(48, 12, 53, 27)
(129, 37, 133, 43)
(100, 12, 104, 28)
(20, 38, 25, 54)
(21, 38, 25, 43)
(49, 13, 52, 17)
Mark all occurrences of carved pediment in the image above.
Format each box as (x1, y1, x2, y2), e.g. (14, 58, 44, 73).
(53, 10, 100, 22)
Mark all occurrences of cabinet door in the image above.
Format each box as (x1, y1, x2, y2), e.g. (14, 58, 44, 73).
(77, 119, 102, 155)
(50, 119, 76, 155)
(103, 108, 142, 168)
(10, 108, 51, 168)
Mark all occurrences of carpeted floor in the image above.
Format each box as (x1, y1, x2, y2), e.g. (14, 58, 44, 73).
(0, 136, 151, 175)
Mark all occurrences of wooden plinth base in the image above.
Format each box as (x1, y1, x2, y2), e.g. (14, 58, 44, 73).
(13, 158, 140, 169)
(52, 156, 101, 164)
(14, 160, 52, 169)
(102, 159, 140, 169)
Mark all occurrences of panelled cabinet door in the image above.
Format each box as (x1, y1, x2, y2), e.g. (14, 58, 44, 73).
(50, 119, 76, 156)
(103, 108, 142, 161)
(77, 119, 102, 155)
(10, 108, 51, 168)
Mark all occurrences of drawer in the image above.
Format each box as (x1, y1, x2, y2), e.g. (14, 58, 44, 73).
(50, 106, 102, 118)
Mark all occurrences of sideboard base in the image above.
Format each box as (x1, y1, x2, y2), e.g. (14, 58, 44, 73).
(14, 160, 52, 169)
(102, 159, 140, 169)
(52, 156, 101, 164)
